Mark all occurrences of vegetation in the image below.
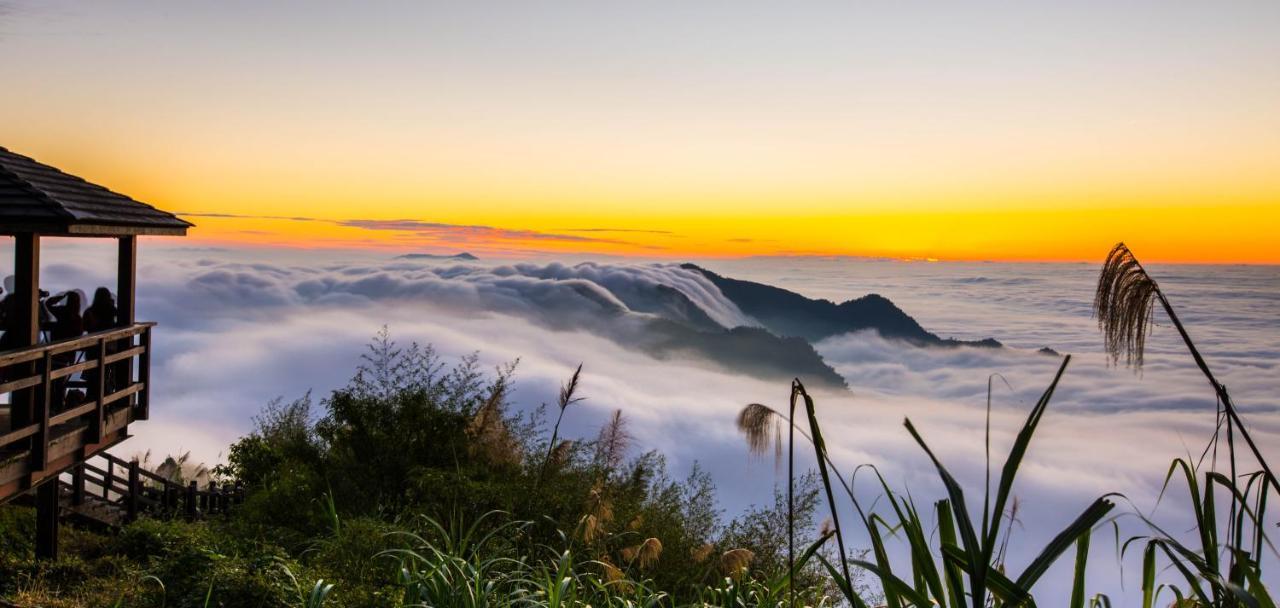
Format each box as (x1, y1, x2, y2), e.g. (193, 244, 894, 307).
(1, 329, 855, 607)
(0, 243, 1273, 607)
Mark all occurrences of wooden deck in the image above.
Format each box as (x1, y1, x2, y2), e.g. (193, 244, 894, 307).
(0, 323, 153, 503)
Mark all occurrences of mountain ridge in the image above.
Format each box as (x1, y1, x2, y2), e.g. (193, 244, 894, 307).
(681, 263, 1002, 348)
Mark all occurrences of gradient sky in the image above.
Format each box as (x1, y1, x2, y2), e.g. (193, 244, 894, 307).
(1, 1, 1277, 262)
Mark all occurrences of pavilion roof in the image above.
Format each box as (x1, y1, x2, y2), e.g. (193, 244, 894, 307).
(0, 146, 190, 236)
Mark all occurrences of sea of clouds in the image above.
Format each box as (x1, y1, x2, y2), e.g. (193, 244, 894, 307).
(11, 239, 1279, 599)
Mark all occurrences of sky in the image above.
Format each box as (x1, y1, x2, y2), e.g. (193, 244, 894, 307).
(1, 1, 1278, 261)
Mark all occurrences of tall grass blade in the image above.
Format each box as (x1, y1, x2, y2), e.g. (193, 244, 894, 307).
(905, 418, 987, 608)
(1070, 530, 1091, 608)
(985, 356, 1071, 564)
(940, 544, 1035, 608)
(1015, 496, 1114, 590)
(1141, 541, 1157, 608)
(795, 380, 854, 596)
(937, 500, 967, 608)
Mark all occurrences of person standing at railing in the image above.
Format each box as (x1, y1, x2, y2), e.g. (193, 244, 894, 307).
(0, 280, 15, 391)
(0, 275, 19, 352)
(46, 290, 85, 410)
(83, 287, 119, 395)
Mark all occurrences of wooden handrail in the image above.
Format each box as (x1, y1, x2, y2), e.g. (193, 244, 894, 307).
(0, 322, 155, 367)
(0, 323, 154, 459)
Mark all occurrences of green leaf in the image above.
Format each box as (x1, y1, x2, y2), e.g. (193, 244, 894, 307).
(1015, 496, 1115, 590)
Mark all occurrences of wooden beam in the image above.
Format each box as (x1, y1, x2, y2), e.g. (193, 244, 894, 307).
(0, 224, 188, 237)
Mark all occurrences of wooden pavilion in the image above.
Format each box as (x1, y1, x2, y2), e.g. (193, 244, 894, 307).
(0, 146, 189, 558)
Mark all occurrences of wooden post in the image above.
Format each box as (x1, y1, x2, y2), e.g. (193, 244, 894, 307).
(90, 338, 106, 444)
(117, 236, 136, 327)
(116, 236, 136, 409)
(35, 480, 59, 560)
(186, 481, 197, 521)
(219, 483, 230, 514)
(207, 481, 219, 514)
(71, 466, 85, 506)
(126, 461, 140, 523)
(104, 458, 114, 500)
(14, 235, 58, 560)
(9, 234, 40, 434)
(33, 351, 52, 469)
(137, 326, 151, 420)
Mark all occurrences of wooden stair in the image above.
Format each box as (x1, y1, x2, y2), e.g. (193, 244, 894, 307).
(8, 450, 246, 535)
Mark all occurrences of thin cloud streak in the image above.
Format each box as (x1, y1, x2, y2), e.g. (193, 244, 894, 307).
(339, 219, 644, 246)
(176, 212, 667, 249)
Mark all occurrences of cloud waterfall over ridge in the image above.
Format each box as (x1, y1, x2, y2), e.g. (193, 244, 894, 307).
(177, 260, 755, 330)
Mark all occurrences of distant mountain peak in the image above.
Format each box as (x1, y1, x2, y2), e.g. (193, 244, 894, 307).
(397, 252, 479, 261)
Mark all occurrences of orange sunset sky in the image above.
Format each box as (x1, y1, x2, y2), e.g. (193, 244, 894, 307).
(1, 2, 1277, 263)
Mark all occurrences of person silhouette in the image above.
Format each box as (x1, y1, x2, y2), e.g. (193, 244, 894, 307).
(45, 291, 85, 409)
(0, 275, 19, 352)
(82, 287, 120, 394)
(46, 290, 84, 342)
(83, 287, 117, 334)
(0, 276, 17, 390)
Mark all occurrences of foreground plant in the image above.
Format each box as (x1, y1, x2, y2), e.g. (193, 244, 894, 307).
(1097, 242, 1276, 607)
(743, 358, 1115, 608)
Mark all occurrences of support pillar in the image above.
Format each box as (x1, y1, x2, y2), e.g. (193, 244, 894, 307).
(35, 480, 59, 560)
(13, 235, 58, 560)
(116, 236, 137, 411)
(9, 234, 40, 430)
(117, 236, 136, 326)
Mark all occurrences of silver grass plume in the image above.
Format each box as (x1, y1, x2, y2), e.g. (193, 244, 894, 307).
(595, 409, 632, 470)
(558, 363, 585, 411)
(720, 548, 755, 578)
(621, 537, 663, 569)
(690, 543, 715, 564)
(736, 403, 783, 464)
(1094, 242, 1159, 368)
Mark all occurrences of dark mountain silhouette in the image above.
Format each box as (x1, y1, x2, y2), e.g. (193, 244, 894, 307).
(638, 320, 847, 389)
(397, 252, 479, 261)
(682, 264, 1001, 348)
(557, 283, 846, 388)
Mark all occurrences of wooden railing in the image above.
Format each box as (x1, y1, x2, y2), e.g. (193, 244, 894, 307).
(0, 323, 153, 500)
(64, 452, 243, 524)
